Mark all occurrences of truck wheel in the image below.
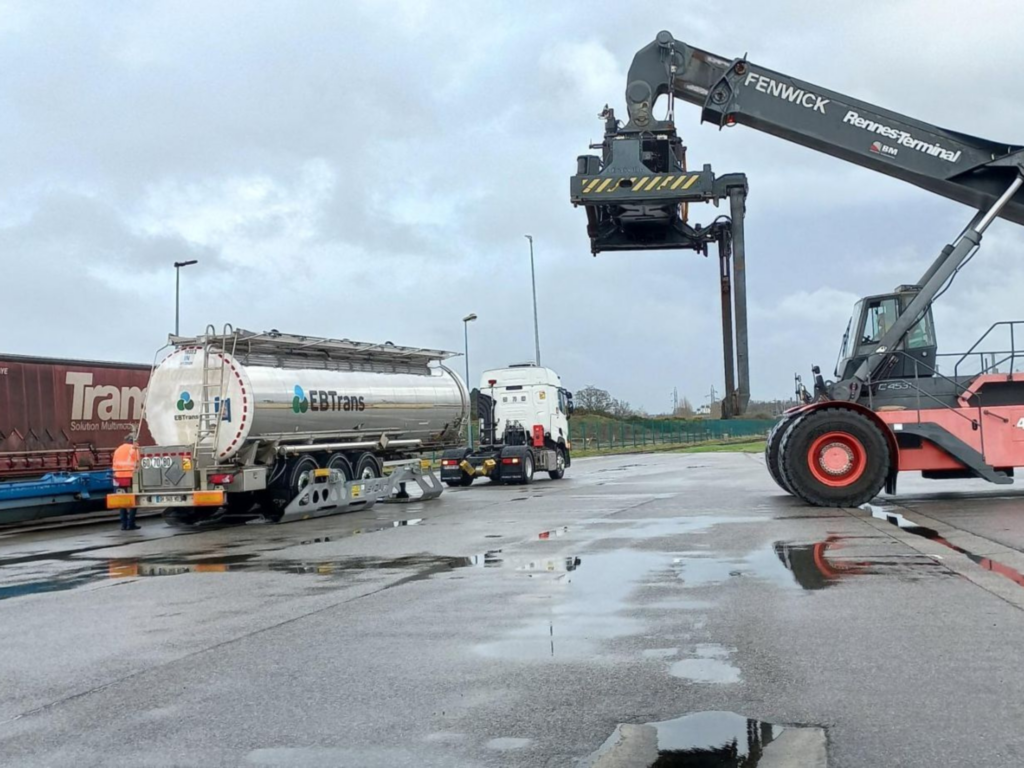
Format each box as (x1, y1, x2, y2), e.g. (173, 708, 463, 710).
(446, 473, 474, 488)
(326, 453, 354, 481)
(548, 448, 566, 480)
(779, 408, 889, 508)
(520, 452, 535, 485)
(354, 453, 382, 480)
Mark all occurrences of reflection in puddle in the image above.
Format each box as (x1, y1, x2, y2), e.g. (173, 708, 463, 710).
(651, 712, 779, 765)
(774, 535, 945, 590)
(538, 526, 569, 540)
(0, 550, 506, 601)
(672, 546, 795, 590)
(0, 548, 586, 601)
(474, 549, 657, 660)
(866, 504, 1024, 588)
(585, 711, 820, 767)
(299, 518, 423, 545)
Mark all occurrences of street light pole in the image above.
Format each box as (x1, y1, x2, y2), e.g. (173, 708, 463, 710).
(173, 260, 198, 336)
(462, 313, 478, 448)
(524, 235, 541, 366)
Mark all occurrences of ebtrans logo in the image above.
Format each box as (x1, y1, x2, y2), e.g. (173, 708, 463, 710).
(173, 391, 232, 422)
(292, 385, 309, 413)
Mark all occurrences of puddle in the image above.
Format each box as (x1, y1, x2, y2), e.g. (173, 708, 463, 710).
(587, 516, 769, 541)
(298, 518, 422, 545)
(668, 644, 741, 684)
(774, 535, 946, 590)
(1, 549, 587, 601)
(501, 556, 582, 574)
(672, 545, 797, 590)
(474, 549, 660, 660)
(670, 658, 741, 684)
(584, 711, 826, 767)
(866, 504, 1024, 588)
(0, 550, 505, 601)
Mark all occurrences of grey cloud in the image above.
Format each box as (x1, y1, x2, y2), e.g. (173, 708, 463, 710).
(1, 0, 1022, 408)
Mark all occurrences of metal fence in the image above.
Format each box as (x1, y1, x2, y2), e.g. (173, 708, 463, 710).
(568, 418, 773, 452)
(428, 418, 773, 461)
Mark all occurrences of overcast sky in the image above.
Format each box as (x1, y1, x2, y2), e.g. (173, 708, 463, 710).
(2, 0, 1023, 413)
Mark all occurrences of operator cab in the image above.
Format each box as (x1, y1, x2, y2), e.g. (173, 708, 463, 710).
(835, 285, 937, 381)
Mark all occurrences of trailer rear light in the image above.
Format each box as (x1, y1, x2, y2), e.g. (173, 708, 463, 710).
(501, 457, 521, 465)
(208, 473, 235, 485)
(441, 459, 458, 466)
(107, 493, 136, 509)
(193, 490, 226, 506)
(113, 476, 132, 488)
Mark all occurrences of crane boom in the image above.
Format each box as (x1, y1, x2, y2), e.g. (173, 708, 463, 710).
(624, 31, 1024, 224)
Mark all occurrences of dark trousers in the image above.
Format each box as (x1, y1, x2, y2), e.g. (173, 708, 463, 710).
(120, 509, 137, 530)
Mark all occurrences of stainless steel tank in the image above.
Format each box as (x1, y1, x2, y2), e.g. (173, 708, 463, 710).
(145, 340, 468, 461)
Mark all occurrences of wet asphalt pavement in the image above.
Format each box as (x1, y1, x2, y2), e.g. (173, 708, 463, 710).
(4, 452, 1024, 766)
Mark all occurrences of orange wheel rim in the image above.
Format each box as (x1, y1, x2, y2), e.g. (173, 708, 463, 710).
(807, 431, 867, 487)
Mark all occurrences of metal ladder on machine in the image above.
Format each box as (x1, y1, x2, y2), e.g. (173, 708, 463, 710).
(193, 323, 237, 479)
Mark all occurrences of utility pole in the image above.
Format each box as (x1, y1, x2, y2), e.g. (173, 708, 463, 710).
(524, 235, 541, 366)
(462, 313, 478, 448)
(173, 260, 198, 336)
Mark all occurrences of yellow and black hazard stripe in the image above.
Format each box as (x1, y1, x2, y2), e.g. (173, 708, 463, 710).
(579, 173, 701, 194)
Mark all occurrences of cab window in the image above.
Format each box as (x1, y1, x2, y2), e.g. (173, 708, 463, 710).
(862, 298, 899, 344)
(906, 313, 935, 349)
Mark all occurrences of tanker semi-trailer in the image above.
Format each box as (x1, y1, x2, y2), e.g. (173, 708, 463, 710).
(111, 327, 468, 524)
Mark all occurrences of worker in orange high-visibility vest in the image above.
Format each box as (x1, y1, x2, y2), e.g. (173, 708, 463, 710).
(112, 434, 141, 531)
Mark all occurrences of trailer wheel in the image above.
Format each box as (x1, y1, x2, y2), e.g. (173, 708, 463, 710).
(264, 455, 320, 519)
(354, 453, 382, 480)
(520, 452, 535, 485)
(779, 408, 889, 508)
(325, 453, 354, 481)
(224, 492, 258, 517)
(548, 448, 566, 480)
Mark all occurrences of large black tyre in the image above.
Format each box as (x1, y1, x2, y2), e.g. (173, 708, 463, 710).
(264, 455, 320, 520)
(548, 447, 566, 480)
(224, 491, 258, 517)
(765, 414, 805, 495)
(445, 473, 474, 487)
(520, 452, 535, 485)
(325, 453, 354, 481)
(779, 408, 889, 508)
(354, 452, 382, 480)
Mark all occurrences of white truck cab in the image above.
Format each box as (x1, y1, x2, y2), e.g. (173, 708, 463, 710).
(440, 362, 574, 486)
(480, 363, 572, 450)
